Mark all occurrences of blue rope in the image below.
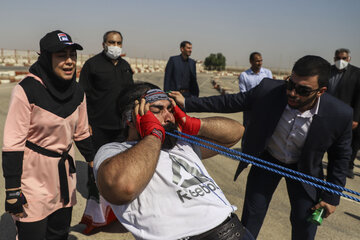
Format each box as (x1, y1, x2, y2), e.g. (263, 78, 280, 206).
(173, 131, 360, 198)
(165, 131, 360, 203)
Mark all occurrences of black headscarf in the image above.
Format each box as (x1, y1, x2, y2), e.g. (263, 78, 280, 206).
(29, 50, 77, 101)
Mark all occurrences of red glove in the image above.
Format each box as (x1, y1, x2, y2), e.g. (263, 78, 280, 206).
(136, 111, 165, 143)
(173, 105, 201, 136)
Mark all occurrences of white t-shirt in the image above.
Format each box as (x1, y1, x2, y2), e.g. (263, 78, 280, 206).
(93, 140, 236, 240)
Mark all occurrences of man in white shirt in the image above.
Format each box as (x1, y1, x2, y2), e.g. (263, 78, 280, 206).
(239, 52, 273, 128)
(93, 83, 254, 240)
(170, 55, 352, 240)
(239, 52, 273, 93)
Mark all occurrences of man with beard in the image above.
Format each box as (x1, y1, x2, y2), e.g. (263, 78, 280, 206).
(93, 83, 256, 240)
(169, 56, 352, 240)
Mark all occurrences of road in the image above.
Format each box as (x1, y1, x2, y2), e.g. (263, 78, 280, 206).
(0, 72, 359, 239)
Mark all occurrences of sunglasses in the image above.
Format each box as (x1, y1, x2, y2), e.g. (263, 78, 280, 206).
(335, 56, 348, 61)
(286, 79, 319, 96)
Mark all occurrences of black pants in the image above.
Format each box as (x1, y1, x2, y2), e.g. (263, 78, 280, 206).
(241, 153, 318, 240)
(350, 130, 360, 169)
(91, 126, 126, 152)
(16, 207, 72, 240)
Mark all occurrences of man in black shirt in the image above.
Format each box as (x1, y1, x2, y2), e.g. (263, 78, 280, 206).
(79, 30, 134, 151)
(79, 30, 134, 234)
(328, 48, 360, 178)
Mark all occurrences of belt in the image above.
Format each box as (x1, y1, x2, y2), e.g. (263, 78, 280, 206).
(188, 213, 246, 240)
(262, 150, 297, 169)
(25, 140, 76, 205)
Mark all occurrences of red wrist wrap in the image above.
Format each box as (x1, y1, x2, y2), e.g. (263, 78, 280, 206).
(173, 105, 201, 136)
(136, 111, 165, 143)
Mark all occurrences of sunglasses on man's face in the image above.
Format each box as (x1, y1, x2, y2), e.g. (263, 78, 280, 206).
(335, 56, 348, 61)
(286, 79, 319, 96)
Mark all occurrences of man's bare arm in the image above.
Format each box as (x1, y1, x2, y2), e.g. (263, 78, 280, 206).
(198, 117, 244, 159)
(97, 135, 161, 205)
(97, 98, 164, 205)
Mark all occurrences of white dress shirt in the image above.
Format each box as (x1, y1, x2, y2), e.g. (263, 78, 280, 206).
(266, 97, 321, 164)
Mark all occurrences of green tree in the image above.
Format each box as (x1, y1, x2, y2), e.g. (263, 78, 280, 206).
(204, 53, 226, 71)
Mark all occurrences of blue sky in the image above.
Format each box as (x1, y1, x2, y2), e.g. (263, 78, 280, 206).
(1, 0, 359, 70)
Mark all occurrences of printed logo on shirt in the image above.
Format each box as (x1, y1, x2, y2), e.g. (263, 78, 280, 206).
(170, 154, 220, 203)
(57, 33, 69, 42)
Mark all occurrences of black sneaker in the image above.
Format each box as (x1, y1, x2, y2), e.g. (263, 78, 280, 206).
(346, 168, 354, 179)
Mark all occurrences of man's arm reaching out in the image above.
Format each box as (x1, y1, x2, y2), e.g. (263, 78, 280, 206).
(170, 98, 244, 159)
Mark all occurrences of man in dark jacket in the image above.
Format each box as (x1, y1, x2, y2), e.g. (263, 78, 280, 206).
(163, 41, 199, 97)
(79, 30, 134, 151)
(327, 48, 360, 178)
(170, 55, 352, 240)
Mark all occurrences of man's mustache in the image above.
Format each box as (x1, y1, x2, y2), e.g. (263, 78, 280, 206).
(287, 94, 298, 100)
(163, 122, 177, 132)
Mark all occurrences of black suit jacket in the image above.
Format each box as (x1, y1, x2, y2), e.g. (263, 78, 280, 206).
(329, 64, 360, 126)
(164, 55, 199, 97)
(185, 78, 352, 205)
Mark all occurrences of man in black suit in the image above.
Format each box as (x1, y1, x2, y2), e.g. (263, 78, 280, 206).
(164, 41, 199, 97)
(328, 48, 360, 179)
(169, 55, 352, 240)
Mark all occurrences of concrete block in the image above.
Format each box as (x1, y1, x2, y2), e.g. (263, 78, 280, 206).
(0, 79, 11, 84)
(15, 75, 25, 81)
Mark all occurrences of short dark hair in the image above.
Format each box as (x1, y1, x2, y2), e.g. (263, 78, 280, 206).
(117, 82, 160, 139)
(335, 48, 351, 56)
(103, 30, 123, 43)
(249, 52, 261, 61)
(292, 55, 331, 88)
(180, 41, 192, 48)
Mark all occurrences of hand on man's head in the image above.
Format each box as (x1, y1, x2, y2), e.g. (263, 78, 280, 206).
(134, 98, 150, 117)
(168, 91, 185, 109)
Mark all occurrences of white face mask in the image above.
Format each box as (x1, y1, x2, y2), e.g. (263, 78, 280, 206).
(335, 59, 348, 70)
(105, 46, 122, 60)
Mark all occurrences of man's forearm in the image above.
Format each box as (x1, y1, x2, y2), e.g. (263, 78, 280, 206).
(199, 117, 244, 146)
(97, 135, 161, 205)
(185, 93, 246, 114)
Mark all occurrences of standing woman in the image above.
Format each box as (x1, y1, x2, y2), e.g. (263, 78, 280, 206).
(2, 30, 94, 240)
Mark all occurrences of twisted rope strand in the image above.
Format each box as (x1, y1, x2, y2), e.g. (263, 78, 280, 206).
(173, 130, 360, 198)
(165, 131, 360, 203)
